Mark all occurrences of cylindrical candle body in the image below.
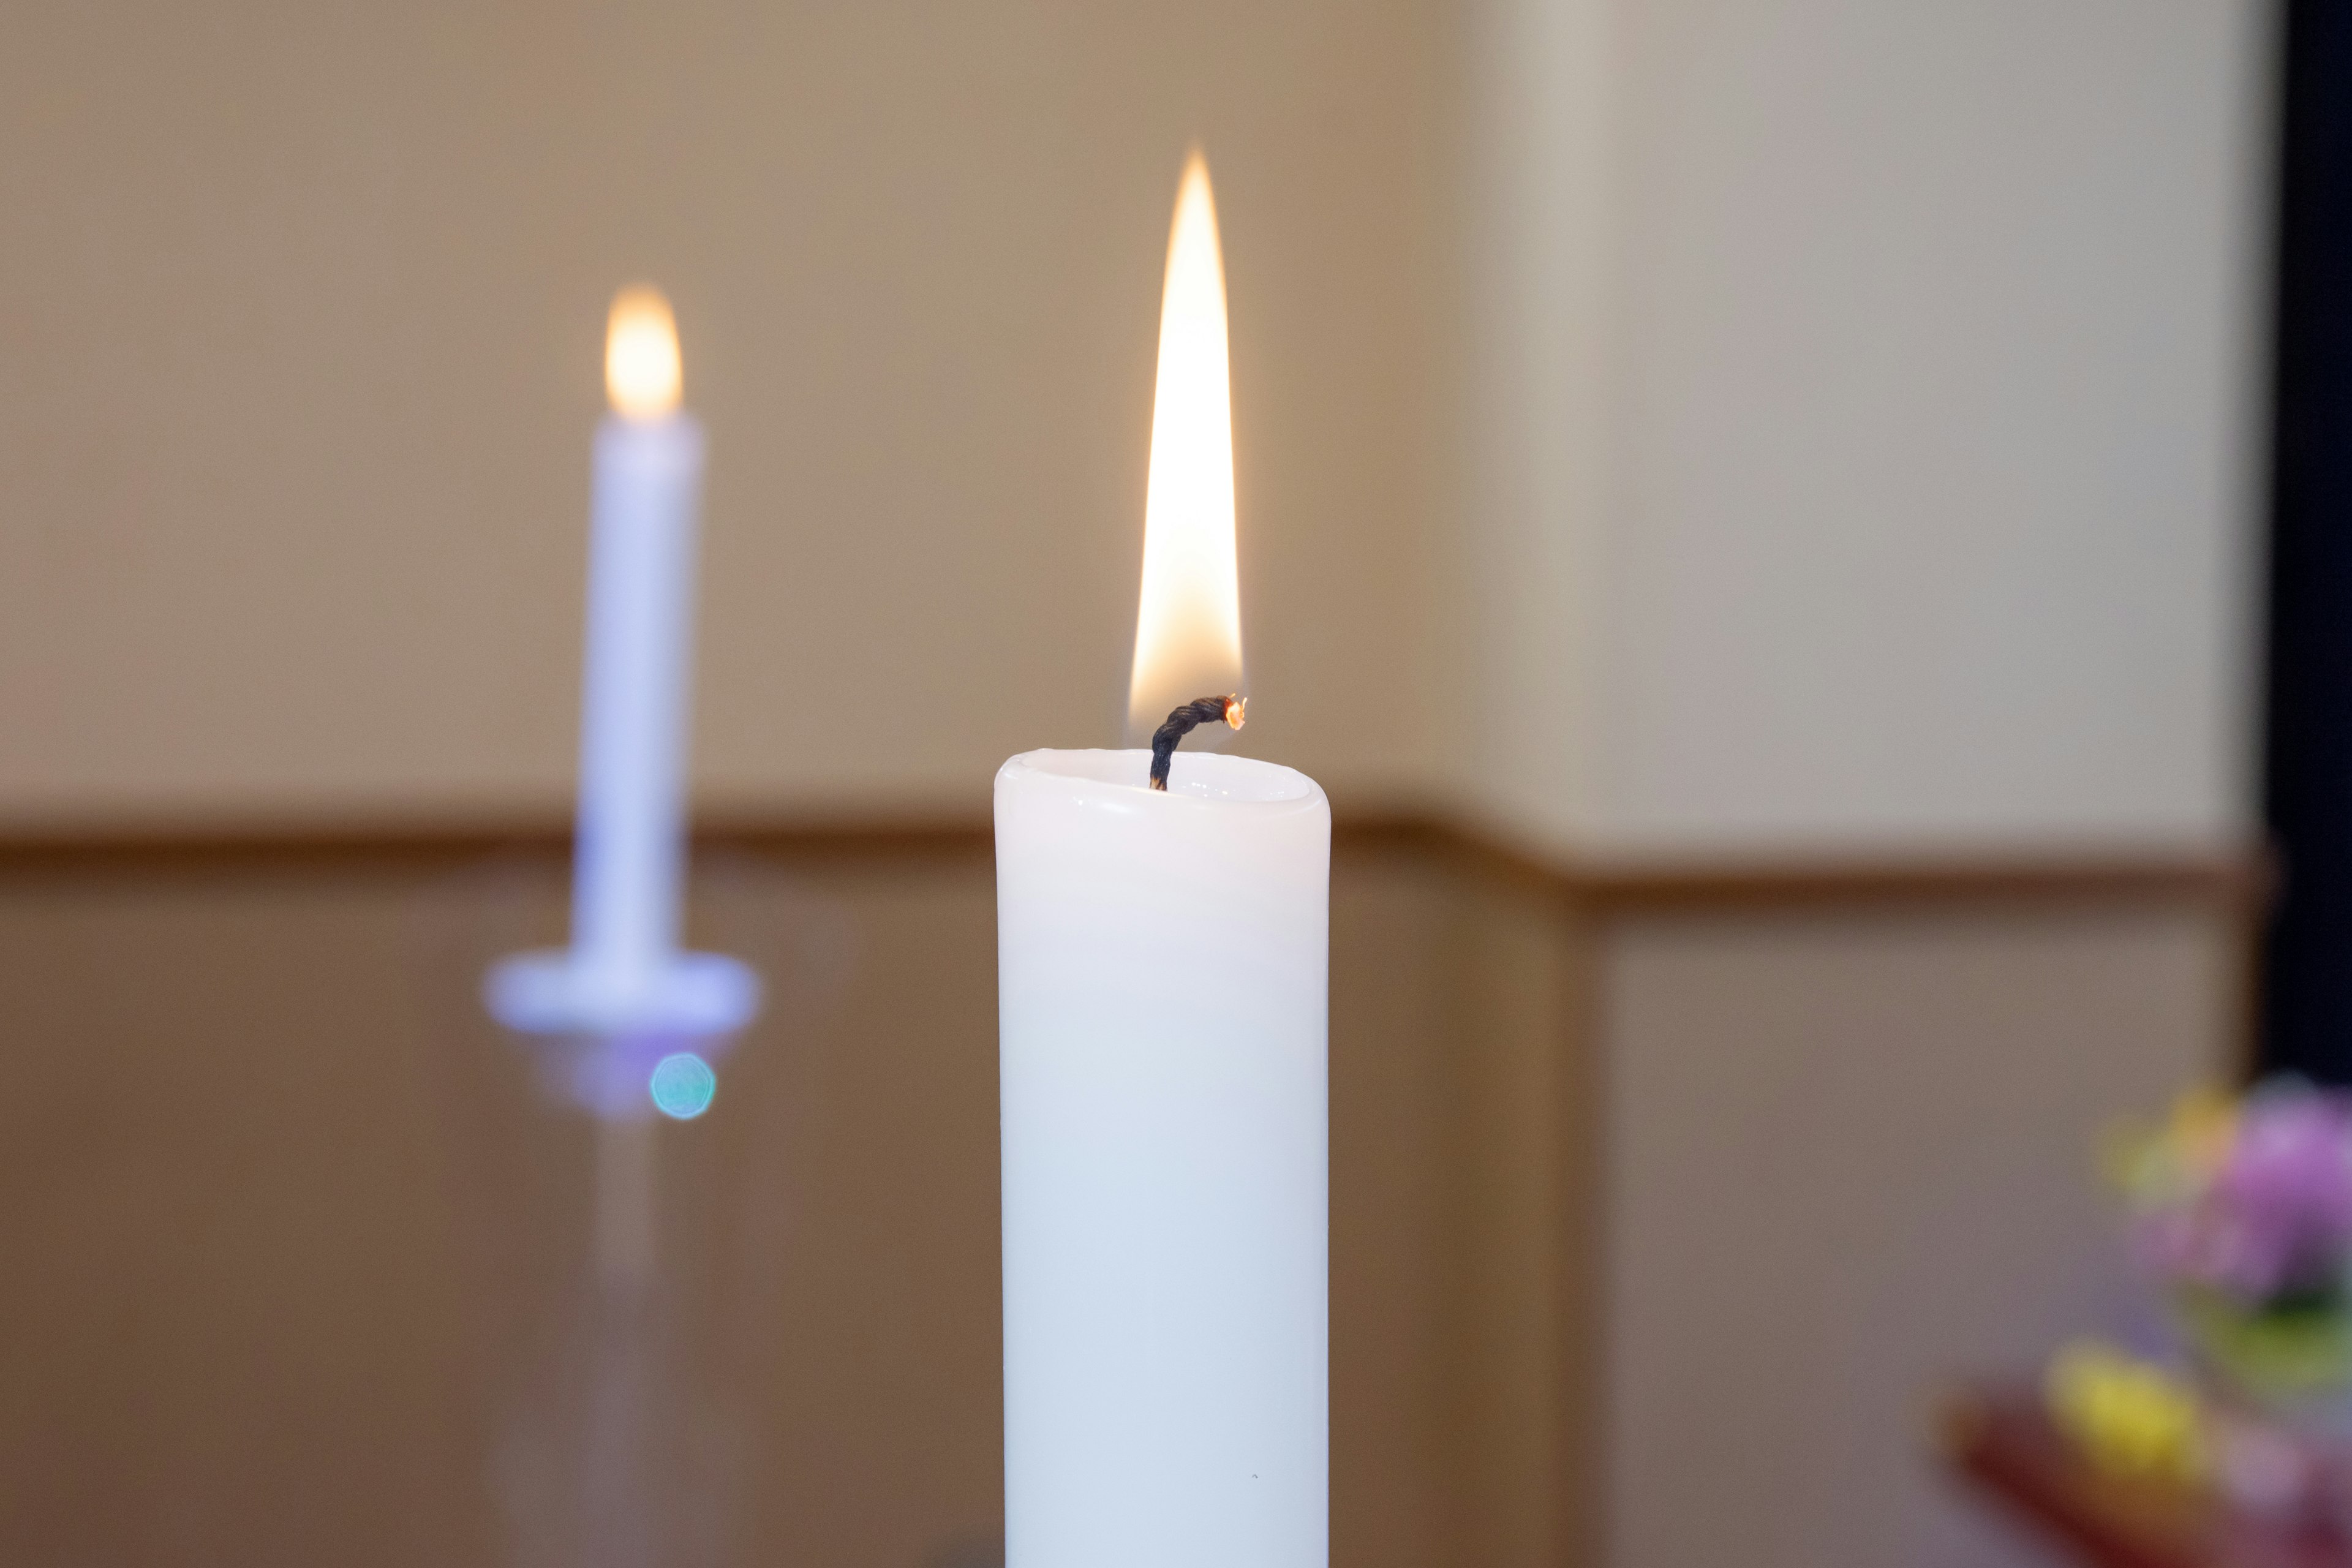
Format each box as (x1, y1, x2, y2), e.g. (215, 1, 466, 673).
(572, 413, 707, 997)
(996, 748, 1329, 1568)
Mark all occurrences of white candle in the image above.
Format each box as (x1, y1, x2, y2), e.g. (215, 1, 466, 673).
(997, 151, 1327, 1568)
(487, 288, 756, 1054)
(997, 748, 1329, 1568)
(573, 287, 701, 1000)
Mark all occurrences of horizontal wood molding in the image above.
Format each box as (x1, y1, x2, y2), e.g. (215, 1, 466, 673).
(0, 813, 991, 880)
(1433, 822, 2269, 918)
(0, 809, 2268, 917)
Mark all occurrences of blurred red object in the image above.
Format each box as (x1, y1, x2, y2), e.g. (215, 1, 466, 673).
(1942, 1386, 2349, 1568)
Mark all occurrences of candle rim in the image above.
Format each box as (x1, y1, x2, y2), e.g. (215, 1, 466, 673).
(595, 407, 706, 448)
(998, 747, 1324, 814)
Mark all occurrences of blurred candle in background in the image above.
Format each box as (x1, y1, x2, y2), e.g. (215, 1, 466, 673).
(997, 153, 1330, 1568)
(487, 287, 756, 1061)
(572, 287, 702, 1003)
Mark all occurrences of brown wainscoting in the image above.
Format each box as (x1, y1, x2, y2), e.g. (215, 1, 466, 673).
(0, 805, 2269, 913)
(0, 803, 2269, 1568)
(1574, 854, 2266, 913)
(1402, 821, 2269, 1095)
(1428, 822, 2271, 918)
(0, 812, 999, 880)
(0, 802, 2272, 1088)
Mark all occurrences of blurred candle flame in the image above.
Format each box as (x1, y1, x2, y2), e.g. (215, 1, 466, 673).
(606, 286, 682, 420)
(1128, 152, 1244, 741)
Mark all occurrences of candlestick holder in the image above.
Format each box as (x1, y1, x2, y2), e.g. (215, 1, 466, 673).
(416, 853, 849, 1568)
(484, 947, 761, 1053)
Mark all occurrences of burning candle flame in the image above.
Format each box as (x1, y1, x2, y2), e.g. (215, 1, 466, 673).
(1127, 151, 1244, 741)
(606, 286, 682, 420)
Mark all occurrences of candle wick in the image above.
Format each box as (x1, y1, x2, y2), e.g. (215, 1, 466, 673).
(1148, 695, 1246, 791)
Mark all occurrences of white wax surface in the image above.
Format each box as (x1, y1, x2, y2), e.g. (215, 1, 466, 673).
(572, 412, 705, 1000)
(996, 748, 1329, 1568)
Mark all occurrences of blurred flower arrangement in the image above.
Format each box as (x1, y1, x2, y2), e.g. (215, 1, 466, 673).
(2107, 1080, 2352, 1399)
(2047, 1079, 2352, 1523)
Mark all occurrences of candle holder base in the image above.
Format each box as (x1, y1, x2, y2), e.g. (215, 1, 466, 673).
(486, 949, 761, 1039)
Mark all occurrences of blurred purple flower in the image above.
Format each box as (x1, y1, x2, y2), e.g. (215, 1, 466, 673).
(2135, 1089, 2352, 1307)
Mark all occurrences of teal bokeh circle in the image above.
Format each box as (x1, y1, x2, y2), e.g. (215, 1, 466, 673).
(649, 1052, 717, 1120)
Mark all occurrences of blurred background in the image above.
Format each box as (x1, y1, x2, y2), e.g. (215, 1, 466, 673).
(0, 1, 2288, 1566)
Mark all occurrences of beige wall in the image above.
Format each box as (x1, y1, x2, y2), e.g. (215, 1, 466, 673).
(0, 0, 1455, 829)
(3, 0, 2267, 851)
(1450, 0, 1617, 842)
(1456, 0, 2269, 858)
(1450, 4, 2271, 1567)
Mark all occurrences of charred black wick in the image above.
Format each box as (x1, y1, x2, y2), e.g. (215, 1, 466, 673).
(1148, 695, 1246, 791)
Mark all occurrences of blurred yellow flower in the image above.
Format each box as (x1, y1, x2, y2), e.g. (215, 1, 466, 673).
(2101, 1085, 2240, 1209)
(2045, 1340, 2207, 1484)
(2169, 1088, 2240, 1176)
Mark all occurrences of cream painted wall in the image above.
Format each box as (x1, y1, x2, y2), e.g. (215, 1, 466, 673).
(1451, 0, 1616, 841)
(0, 0, 1455, 830)
(1457, 0, 2270, 858)
(1451, 7, 2275, 1568)
(3, 0, 2260, 850)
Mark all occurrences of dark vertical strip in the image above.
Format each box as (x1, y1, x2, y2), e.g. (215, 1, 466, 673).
(2263, 1, 2352, 1077)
